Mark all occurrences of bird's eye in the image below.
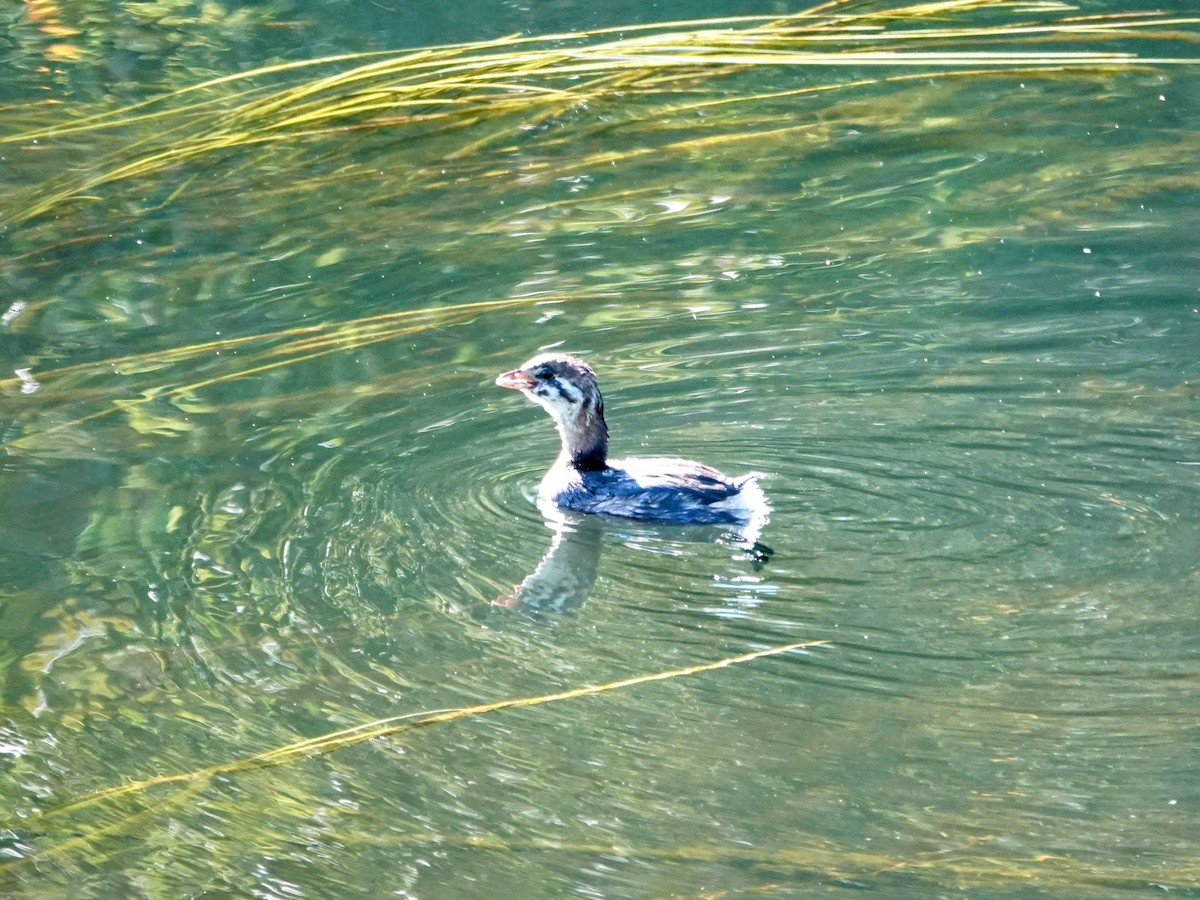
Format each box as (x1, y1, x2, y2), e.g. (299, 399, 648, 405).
(534, 365, 555, 380)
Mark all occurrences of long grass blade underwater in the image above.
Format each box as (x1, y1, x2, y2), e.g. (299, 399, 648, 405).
(0, 641, 828, 872)
(5, 636, 1197, 891)
(2, 0, 1197, 458)
(1, 1, 1197, 229)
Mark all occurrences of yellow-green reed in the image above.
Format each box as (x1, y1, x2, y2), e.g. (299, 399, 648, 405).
(0, 641, 828, 870)
(2, 1, 1196, 228)
(6, 640, 1197, 890)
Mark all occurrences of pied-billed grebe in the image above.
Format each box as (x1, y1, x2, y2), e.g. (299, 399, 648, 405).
(495, 353, 768, 527)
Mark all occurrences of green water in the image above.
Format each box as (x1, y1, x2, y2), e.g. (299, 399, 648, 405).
(2, 1, 1198, 896)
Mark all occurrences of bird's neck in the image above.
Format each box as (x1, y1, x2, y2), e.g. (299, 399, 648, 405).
(555, 408, 609, 471)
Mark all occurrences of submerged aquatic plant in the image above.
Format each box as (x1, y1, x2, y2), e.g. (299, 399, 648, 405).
(0, 0, 1196, 455)
(1, 0, 1197, 229)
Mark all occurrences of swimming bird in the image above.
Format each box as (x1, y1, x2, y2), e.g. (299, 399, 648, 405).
(495, 353, 768, 529)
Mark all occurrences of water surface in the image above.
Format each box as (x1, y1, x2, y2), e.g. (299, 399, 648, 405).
(1, 1, 1198, 895)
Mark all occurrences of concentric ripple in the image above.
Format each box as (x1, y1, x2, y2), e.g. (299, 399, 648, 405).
(25, 293, 1188, 727)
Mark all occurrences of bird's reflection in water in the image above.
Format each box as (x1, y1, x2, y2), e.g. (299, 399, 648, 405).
(496, 503, 772, 615)
(495, 510, 604, 614)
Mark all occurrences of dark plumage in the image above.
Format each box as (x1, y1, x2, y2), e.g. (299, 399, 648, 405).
(495, 353, 768, 529)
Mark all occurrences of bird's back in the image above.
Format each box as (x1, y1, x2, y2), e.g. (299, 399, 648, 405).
(542, 456, 762, 525)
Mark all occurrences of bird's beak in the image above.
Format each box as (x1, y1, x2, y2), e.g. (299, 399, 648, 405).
(495, 368, 538, 390)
